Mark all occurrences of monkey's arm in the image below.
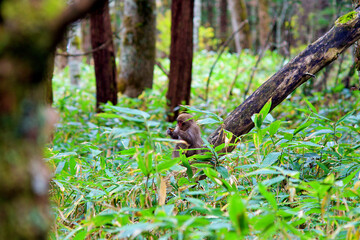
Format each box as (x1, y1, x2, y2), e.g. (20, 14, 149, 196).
(167, 128, 179, 139)
(176, 127, 203, 148)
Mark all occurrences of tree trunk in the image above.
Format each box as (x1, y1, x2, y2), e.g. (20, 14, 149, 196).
(206, 0, 215, 28)
(45, 52, 55, 104)
(118, 0, 156, 98)
(90, 0, 118, 111)
(81, 18, 92, 64)
(353, 0, 360, 86)
(208, 8, 360, 150)
(193, 0, 201, 52)
(166, 0, 194, 121)
(257, 0, 270, 50)
(68, 22, 82, 85)
(228, 0, 251, 52)
(218, 0, 228, 44)
(0, 1, 103, 238)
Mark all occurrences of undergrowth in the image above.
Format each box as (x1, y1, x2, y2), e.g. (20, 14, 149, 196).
(48, 51, 360, 239)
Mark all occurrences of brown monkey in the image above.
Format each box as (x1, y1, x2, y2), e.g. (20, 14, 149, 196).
(167, 113, 204, 158)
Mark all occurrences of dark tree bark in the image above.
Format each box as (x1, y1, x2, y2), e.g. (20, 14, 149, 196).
(90, 0, 117, 111)
(218, 0, 228, 44)
(208, 8, 360, 150)
(0, 0, 103, 239)
(206, 0, 215, 28)
(118, 0, 156, 98)
(166, 0, 194, 121)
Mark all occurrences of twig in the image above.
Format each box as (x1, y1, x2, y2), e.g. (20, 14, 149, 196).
(205, 20, 248, 102)
(242, 18, 277, 101)
(304, 72, 316, 78)
(155, 61, 169, 78)
(56, 38, 112, 57)
(226, 51, 243, 100)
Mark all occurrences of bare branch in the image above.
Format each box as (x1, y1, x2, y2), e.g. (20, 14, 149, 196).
(56, 38, 111, 57)
(50, 0, 103, 48)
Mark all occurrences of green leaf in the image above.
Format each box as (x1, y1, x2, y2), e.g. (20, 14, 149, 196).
(181, 157, 193, 179)
(228, 193, 249, 236)
(216, 165, 229, 178)
(261, 152, 281, 167)
(342, 170, 359, 186)
(259, 99, 272, 118)
(105, 105, 150, 119)
(304, 98, 317, 113)
(197, 117, 221, 125)
(269, 120, 281, 136)
(294, 119, 315, 136)
(336, 110, 355, 125)
(72, 229, 87, 240)
(258, 183, 278, 210)
(110, 128, 144, 139)
(55, 161, 65, 175)
(156, 158, 179, 172)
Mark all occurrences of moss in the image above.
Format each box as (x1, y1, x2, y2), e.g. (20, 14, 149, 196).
(335, 11, 357, 25)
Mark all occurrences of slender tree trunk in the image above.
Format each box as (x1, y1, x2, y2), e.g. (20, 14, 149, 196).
(81, 18, 92, 64)
(68, 22, 81, 85)
(118, 0, 156, 97)
(257, 0, 270, 50)
(45, 52, 55, 104)
(193, 0, 201, 52)
(228, 0, 251, 51)
(208, 8, 360, 150)
(206, 0, 215, 28)
(166, 0, 194, 121)
(218, 0, 228, 44)
(90, 0, 118, 111)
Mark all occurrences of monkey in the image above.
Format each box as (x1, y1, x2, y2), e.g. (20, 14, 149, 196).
(167, 113, 204, 158)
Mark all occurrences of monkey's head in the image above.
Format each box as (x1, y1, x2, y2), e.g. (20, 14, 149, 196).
(176, 113, 194, 131)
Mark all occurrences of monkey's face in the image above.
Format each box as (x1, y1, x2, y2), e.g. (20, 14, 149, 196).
(177, 119, 192, 131)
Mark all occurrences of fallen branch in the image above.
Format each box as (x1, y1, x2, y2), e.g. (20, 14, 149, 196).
(208, 8, 360, 150)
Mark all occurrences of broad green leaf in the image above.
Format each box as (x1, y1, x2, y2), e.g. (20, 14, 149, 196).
(110, 128, 144, 139)
(197, 117, 221, 125)
(269, 120, 281, 136)
(262, 175, 285, 187)
(228, 193, 249, 236)
(259, 99, 272, 118)
(261, 152, 281, 167)
(247, 169, 279, 176)
(72, 229, 87, 240)
(216, 166, 229, 179)
(342, 170, 359, 186)
(258, 183, 278, 210)
(55, 161, 65, 175)
(181, 157, 193, 179)
(52, 179, 65, 191)
(106, 105, 150, 119)
(294, 119, 314, 135)
(156, 158, 179, 172)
